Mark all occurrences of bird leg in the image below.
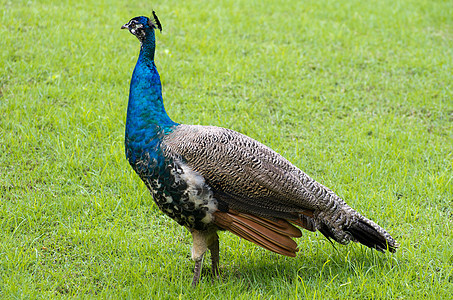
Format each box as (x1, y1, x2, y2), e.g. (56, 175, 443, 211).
(190, 228, 219, 286)
(208, 235, 220, 279)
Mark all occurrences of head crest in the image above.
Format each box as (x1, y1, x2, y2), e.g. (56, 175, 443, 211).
(152, 11, 162, 32)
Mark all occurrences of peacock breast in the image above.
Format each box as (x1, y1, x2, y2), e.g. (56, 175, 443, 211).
(128, 140, 218, 230)
(147, 158, 218, 230)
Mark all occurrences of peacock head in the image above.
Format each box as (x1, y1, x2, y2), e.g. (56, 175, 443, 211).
(121, 11, 162, 41)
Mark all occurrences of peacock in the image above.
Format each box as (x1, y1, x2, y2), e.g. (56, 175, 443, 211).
(121, 12, 398, 286)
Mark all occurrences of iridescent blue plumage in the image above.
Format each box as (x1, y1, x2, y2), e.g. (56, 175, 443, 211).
(124, 16, 177, 166)
(122, 16, 215, 232)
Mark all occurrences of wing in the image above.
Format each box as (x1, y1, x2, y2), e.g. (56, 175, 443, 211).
(163, 125, 334, 221)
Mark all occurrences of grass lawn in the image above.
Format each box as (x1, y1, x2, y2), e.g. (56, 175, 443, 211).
(1, 0, 452, 298)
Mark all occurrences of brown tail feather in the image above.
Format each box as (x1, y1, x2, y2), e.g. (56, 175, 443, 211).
(231, 210, 302, 237)
(214, 211, 301, 257)
(290, 214, 317, 232)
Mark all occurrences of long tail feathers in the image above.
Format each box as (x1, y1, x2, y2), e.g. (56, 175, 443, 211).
(214, 209, 398, 256)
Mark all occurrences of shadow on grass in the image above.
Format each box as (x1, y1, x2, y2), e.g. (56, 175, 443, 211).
(205, 246, 401, 289)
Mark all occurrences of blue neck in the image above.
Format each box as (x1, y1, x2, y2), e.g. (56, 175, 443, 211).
(125, 31, 177, 141)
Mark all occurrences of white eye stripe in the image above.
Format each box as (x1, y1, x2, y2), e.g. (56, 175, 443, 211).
(130, 24, 144, 31)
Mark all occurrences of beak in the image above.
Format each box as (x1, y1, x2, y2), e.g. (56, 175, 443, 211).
(121, 23, 128, 30)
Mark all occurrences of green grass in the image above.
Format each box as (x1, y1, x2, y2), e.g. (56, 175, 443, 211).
(1, 0, 452, 298)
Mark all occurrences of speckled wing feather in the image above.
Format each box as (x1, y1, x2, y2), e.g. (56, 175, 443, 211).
(162, 125, 350, 233)
(163, 124, 398, 253)
(163, 125, 323, 214)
